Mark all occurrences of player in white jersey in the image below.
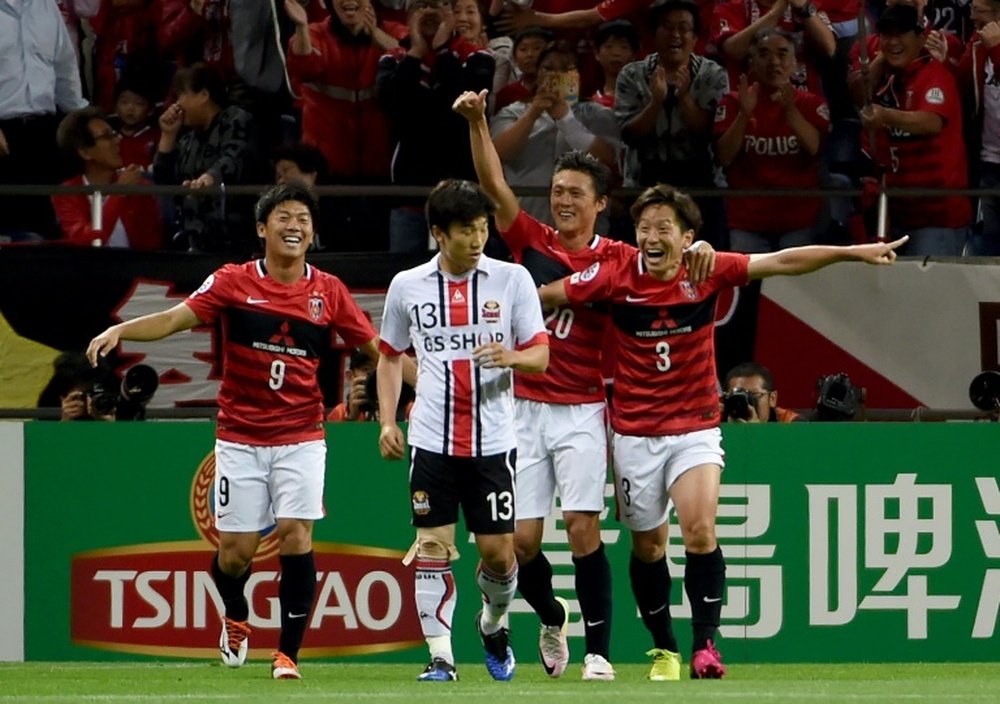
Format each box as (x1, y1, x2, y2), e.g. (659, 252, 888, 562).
(377, 179, 550, 682)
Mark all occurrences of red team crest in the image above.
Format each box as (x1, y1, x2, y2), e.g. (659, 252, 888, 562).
(308, 297, 324, 321)
(681, 280, 698, 300)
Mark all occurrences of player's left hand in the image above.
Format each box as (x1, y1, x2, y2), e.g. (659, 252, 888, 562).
(473, 342, 512, 369)
(683, 240, 716, 284)
(379, 424, 406, 460)
(855, 235, 908, 264)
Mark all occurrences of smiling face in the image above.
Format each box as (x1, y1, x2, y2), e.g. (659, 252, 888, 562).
(750, 33, 796, 88)
(879, 27, 924, 70)
(333, 0, 365, 26)
(654, 8, 696, 68)
(635, 203, 693, 280)
(549, 169, 606, 240)
(80, 118, 123, 171)
(434, 216, 489, 275)
(257, 199, 315, 260)
(453, 0, 482, 43)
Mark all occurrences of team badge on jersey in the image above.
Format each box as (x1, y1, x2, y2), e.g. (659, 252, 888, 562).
(571, 262, 600, 284)
(482, 300, 501, 323)
(680, 279, 698, 300)
(925, 87, 945, 105)
(412, 490, 431, 516)
(308, 297, 324, 321)
(193, 274, 215, 296)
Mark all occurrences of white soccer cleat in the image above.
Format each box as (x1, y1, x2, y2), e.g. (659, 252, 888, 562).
(271, 651, 302, 680)
(219, 617, 250, 668)
(539, 596, 570, 677)
(582, 653, 616, 681)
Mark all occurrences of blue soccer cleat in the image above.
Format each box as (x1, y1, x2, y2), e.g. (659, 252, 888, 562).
(417, 657, 458, 682)
(477, 613, 516, 681)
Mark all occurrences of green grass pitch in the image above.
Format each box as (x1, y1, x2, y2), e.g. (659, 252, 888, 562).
(1, 662, 999, 703)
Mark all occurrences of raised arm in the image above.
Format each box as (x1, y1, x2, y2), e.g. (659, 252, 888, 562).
(538, 277, 571, 309)
(453, 89, 521, 230)
(87, 302, 201, 365)
(747, 237, 907, 280)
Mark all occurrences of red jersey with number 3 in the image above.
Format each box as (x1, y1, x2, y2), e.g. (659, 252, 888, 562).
(185, 260, 376, 445)
(563, 251, 749, 436)
(501, 210, 631, 404)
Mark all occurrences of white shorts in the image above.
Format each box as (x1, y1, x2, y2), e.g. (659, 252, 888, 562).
(213, 439, 326, 532)
(612, 428, 724, 532)
(514, 399, 608, 519)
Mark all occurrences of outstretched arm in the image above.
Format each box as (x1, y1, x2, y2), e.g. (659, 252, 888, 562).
(87, 302, 201, 365)
(538, 278, 571, 309)
(747, 236, 907, 280)
(453, 89, 521, 230)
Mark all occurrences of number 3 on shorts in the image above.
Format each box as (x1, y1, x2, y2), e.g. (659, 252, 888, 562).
(486, 491, 513, 521)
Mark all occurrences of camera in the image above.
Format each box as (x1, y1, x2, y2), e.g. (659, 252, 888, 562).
(721, 388, 758, 421)
(89, 364, 160, 420)
(361, 370, 415, 422)
(969, 370, 1000, 413)
(815, 373, 864, 421)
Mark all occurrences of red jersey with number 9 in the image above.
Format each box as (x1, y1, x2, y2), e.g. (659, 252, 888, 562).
(185, 260, 376, 445)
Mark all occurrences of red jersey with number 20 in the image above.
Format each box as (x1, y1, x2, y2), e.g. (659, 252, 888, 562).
(564, 251, 749, 436)
(501, 210, 631, 404)
(185, 260, 377, 445)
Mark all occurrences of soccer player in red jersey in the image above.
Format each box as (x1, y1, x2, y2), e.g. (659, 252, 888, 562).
(454, 88, 715, 681)
(86, 183, 385, 680)
(377, 179, 550, 682)
(540, 184, 906, 680)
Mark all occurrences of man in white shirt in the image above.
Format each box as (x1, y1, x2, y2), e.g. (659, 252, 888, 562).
(377, 178, 549, 682)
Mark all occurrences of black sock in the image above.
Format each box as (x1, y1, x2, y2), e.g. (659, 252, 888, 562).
(628, 553, 677, 652)
(573, 542, 612, 658)
(684, 547, 725, 652)
(516, 551, 564, 626)
(211, 554, 250, 622)
(278, 551, 317, 663)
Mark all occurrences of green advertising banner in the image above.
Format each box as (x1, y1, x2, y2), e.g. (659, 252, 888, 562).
(22, 422, 1000, 664)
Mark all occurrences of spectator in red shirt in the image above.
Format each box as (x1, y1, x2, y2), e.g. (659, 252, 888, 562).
(53, 106, 163, 250)
(108, 77, 161, 170)
(494, 27, 553, 113)
(714, 27, 829, 252)
(714, 0, 836, 98)
(589, 19, 638, 108)
(860, 3, 971, 255)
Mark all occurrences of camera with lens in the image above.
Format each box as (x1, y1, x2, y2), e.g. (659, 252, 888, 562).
(361, 370, 415, 422)
(88, 363, 160, 420)
(721, 388, 758, 422)
(969, 370, 1000, 418)
(815, 373, 865, 421)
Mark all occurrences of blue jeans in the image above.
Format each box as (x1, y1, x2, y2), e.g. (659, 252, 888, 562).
(729, 227, 815, 254)
(969, 162, 1000, 256)
(894, 226, 967, 257)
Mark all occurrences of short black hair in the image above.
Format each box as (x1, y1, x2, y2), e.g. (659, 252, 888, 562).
(56, 106, 107, 155)
(876, 3, 923, 35)
(272, 142, 329, 182)
(114, 74, 158, 106)
(425, 179, 496, 233)
(629, 183, 703, 234)
(172, 62, 227, 106)
(725, 362, 775, 391)
(254, 182, 320, 226)
(750, 26, 798, 56)
(595, 19, 640, 53)
(552, 151, 612, 199)
(650, 0, 700, 35)
(511, 26, 554, 50)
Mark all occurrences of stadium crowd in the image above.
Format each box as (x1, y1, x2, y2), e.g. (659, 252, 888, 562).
(0, 0, 993, 256)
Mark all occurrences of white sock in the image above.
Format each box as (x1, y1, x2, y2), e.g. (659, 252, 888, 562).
(477, 561, 517, 634)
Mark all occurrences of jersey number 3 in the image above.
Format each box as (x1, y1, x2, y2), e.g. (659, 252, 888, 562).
(655, 341, 671, 372)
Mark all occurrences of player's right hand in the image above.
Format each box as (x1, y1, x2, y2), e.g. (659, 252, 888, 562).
(379, 424, 406, 460)
(86, 327, 120, 367)
(452, 89, 488, 122)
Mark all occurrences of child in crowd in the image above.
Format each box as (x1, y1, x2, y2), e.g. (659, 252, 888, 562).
(590, 19, 638, 109)
(493, 26, 553, 112)
(108, 77, 161, 171)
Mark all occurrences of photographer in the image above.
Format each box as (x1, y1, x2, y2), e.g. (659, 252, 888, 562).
(723, 362, 802, 423)
(37, 352, 116, 422)
(328, 349, 414, 422)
